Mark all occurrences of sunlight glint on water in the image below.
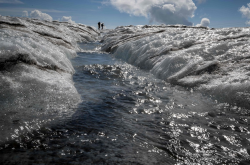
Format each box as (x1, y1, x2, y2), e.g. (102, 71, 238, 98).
(0, 42, 249, 165)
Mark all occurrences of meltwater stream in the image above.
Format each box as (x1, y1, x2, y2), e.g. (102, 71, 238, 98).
(1, 42, 250, 164)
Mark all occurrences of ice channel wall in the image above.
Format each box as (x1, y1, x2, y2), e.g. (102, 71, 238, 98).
(102, 25, 250, 109)
(0, 16, 99, 143)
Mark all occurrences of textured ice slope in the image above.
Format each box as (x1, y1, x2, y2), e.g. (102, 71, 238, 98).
(102, 25, 250, 108)
(0, 16, 99, 143)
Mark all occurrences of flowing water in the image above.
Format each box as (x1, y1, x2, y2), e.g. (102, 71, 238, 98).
(0, 42, 250, 165)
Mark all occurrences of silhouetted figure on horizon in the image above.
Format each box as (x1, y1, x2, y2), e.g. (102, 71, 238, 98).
(101, 23, 104, 30)
(98, 22, 101, 30)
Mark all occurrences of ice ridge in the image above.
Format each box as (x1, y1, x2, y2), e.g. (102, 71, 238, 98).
(0, 16, 99, 143)
(101, 25, 250, 109)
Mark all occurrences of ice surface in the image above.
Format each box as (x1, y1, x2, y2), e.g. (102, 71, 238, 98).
(0, 16, 99, 143)
(101, 25, 250, 108)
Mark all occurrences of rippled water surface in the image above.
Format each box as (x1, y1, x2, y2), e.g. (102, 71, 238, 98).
(1, 42, 250, 165)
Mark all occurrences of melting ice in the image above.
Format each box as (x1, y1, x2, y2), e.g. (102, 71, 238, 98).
(0, 16, 99, 143)
(0, 16, 250, 164)
(102, 25, 250, 109)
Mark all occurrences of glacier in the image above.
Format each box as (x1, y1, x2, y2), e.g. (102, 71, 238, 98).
(0, 16, 99, 143)
(101, 25, 250, 109)
(0, 17, 250, 164)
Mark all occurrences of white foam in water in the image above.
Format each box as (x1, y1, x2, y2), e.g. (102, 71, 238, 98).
(102, 25, 250, 108)
(0, 16, 99, 143)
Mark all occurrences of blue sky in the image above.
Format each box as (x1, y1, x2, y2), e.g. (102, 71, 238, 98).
(1, 0, 250, 29)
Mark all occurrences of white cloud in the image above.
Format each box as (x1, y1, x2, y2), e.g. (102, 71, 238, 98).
(0, 0, 23, 4)
(22, 10, 28, 17)
(246, 20, 250, 25)
(196, 18, 210, 27)
(40, 9, 66, 13)
(30, 10, 53, 22)
(195, 0, 206, 4)
(162, 4, 175, 13)
(61, 16, 75, 24)
(0, 8, 65, 13)
(239, 3, 250, 25)
(109, 0, 197, 25)
(239, 3, 250, 19)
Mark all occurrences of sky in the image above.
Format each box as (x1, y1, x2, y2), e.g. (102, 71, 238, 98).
(1, 0, 250, 29)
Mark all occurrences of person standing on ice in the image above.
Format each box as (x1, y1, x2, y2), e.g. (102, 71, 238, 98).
(98, 22, 101, 30)
(101, 23, 104, 30)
